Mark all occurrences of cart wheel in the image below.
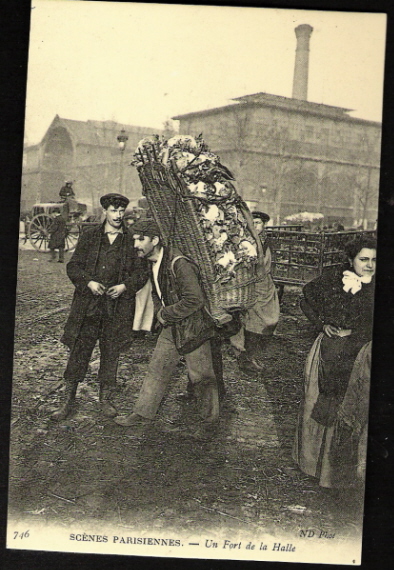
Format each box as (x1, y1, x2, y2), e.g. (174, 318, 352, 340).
(29, 213, 52, 252)
(65, 223, 80, 252)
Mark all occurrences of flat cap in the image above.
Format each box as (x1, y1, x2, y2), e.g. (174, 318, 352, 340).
(252, 211, 270, 223)
(100, 193, 130, 209)
(124, 209, 136, 220)
(131, 218, 161, 238)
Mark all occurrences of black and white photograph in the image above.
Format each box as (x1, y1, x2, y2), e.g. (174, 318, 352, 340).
(5, 1, 387, 565)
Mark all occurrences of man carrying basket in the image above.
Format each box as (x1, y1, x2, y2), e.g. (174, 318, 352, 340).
(114, 219, 221, 429)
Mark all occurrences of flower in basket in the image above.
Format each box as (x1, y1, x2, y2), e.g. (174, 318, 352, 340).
(213, 181, 235, 199)
(196, 162, 235, 184)
(201, 204, 225, 223)
(166, 135, 198, 152)
(181, 153, 221, 183)
(215, 250, 238, 281)
(136, 135, 161, 150)
(198, 152, 219, 164)
(212, 224, 225, 238)
(238, 239, 258, 262)
(187, 181, 217, 199)
(211, 230, 229, 253)
(167, 150, 194, 170)
(132, 135, 163, 166)
(226, 222, 243, 243)
(223, 202, 241, 220)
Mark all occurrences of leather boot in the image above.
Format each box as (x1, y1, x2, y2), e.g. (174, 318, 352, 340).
(114, 413, 152, 427)
(176, 375, 196, 402)
(48, 249, 57, 262)
(100, 386, 117, 418)
(237, 352, 263, 375)
(51, 380, 78, 421)
(193, 380, 219, 424)
(58, 247, 65, 263)
(238, 331, 265, 376)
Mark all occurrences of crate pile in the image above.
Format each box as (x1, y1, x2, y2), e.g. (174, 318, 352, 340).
(131, 134, 263, 324)
(266, 229, 375, 286)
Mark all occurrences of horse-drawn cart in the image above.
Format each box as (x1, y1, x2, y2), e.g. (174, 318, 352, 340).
(27, 201, 89, 252)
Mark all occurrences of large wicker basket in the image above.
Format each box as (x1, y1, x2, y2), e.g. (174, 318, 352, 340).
(136, 159, 263, 324)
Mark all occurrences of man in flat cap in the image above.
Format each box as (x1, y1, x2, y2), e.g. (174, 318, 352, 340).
(114, 219, 222, 430)
(231, 211, 280, 375)
(51, 193, 148, 421)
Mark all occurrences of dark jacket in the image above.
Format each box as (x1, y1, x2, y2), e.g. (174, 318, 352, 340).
(301, 265, 375, 344)
(153, 247, 216, 354)
(59, 184, 75, 199)
(49, 216, 67, 249)
(61, 223, 148, 351)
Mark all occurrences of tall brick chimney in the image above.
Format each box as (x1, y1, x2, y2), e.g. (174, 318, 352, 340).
(292, 24, 313, 100)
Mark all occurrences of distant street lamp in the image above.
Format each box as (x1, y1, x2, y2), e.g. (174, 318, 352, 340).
(117, 129, 128, 193)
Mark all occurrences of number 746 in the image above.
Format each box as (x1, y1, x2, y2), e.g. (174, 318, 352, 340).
(13, 530, 30, 539)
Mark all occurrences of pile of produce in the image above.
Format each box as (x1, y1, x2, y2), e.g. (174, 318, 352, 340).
(132, 134, 259, 283)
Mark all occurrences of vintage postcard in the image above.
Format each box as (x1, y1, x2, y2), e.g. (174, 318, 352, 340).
(7, 1, 386, 565)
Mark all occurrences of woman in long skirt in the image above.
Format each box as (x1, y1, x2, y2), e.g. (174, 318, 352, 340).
(293, 235, 376, 488)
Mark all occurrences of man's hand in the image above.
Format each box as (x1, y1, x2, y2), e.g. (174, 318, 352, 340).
(88, 281, 106, 296)
(106, 284, 126, 299)
(323, 324, 341, 338)
(156, 308, 168, 327)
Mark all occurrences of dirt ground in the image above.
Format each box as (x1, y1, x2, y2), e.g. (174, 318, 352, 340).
(8, 249, 365, 541)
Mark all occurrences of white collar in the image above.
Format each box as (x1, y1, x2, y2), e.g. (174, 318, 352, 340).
(151, 247, 164, 305)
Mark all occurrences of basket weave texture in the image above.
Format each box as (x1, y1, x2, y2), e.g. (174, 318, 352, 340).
(137, 160, 260, 323)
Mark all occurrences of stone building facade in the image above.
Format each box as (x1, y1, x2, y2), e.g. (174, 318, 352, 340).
(173, 92, 381, 227)
(21, 115, 164, 214)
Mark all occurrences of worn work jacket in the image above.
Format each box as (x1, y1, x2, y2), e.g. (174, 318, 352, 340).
(152, 247, 216, 354)
(49, 216, 67, 249)
(61, 223, 148, 352)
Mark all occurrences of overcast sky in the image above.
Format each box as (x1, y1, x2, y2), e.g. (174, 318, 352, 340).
(25, 1, 387, 145)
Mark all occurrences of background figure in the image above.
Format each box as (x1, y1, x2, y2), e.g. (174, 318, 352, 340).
(231, 211, 280, 375)
(52, 193, 148, 421)
(293, 235, 376, 488)
(48, 211, 67, 263)
(59, 180, 75, 201)
(59, 181, 79, 220)
(124, 209, 136, 228)
(21, 214, 31, 244)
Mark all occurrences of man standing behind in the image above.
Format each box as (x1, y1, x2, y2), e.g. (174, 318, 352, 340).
(51, 193, 148, 421)
(231, 211, 280, 375)
(114, 219, 220, 428)
(48, 211, 67, 263)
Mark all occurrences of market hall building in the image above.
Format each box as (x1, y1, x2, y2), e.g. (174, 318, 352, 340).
(21, 116, 165, 215)
(173, 25, 381, 228)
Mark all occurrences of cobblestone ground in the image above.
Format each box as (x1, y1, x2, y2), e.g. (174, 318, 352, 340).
(8, 249, 365, 541)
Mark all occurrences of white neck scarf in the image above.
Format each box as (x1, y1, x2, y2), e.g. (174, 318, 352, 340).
(342, 270, 373, 295)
